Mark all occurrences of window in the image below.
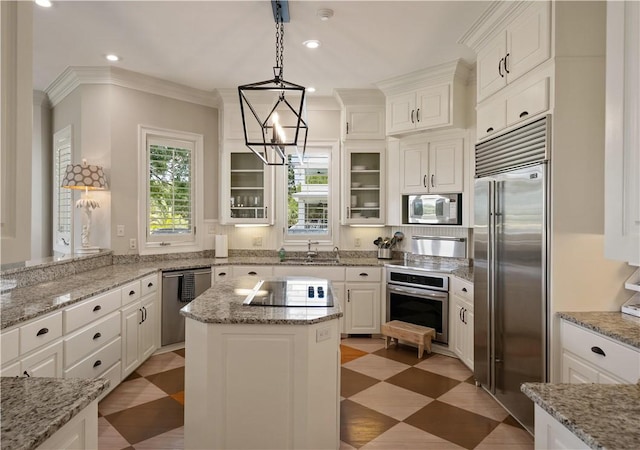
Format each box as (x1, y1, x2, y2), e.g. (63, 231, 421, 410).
(139, 126, 203, 252)
(283, 143, 338, 242)
(53, 126, 72, 254)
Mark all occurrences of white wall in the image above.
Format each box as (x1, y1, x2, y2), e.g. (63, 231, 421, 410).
(31, 91, 52, 259)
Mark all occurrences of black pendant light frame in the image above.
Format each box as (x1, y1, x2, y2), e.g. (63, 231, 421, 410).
(237, 0, 308, 166)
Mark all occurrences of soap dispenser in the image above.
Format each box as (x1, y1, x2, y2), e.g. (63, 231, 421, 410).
(278, 247, 286, 262)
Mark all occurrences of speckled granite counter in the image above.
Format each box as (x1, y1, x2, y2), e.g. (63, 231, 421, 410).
(557, 311, 640, 349)
(521, 382, 640, 450)
(181, 276, 342, 325)
(1, 376, 109, 450)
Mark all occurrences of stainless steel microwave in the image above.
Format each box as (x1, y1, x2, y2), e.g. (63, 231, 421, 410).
(402, 193, 462, 225)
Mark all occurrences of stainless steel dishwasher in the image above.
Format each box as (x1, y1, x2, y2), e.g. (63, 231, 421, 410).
(162, 268, 212, 346)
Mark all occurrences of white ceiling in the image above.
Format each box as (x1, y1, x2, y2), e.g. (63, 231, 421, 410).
(33, 1, 491, 97)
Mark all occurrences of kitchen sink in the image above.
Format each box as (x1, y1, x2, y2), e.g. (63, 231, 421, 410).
(281, 258, 340, 265)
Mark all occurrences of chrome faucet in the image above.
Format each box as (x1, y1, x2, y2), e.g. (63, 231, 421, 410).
(306, 240, 319, 259)
(333, 246, 340, 263)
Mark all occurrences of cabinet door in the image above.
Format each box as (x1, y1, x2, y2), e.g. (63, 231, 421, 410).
(139, 294, 158, 361)
(1, 361, 20, 377)
(343, 144, 385, 225)
(428, 138, 464, 193)
(462, 307, 474, 371)
(452, 298, 465, 359)
(344, 283, 380, 334)
(505, 1, 551, 84)
(415, 84, 451, 130)
(399, 144, 429, 194)
(344, 106, 385, 140)
(386, 92, 416, 134)
(121, 301, 141, 378)
(477, 33, 508, 101)
(21, 341, 63, 378)
(477, 97, 507, 141)
(505, 76, 549, 127)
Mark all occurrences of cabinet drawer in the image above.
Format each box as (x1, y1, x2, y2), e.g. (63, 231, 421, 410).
(506, 77, 549, 126)
(64, 336, 121, 379)
(477, 98, 506, 141)
(561, 320, 640, 383)
(231, 266, 273, 278)
(64, 312, 121, 368)
(451, 277, 473, 303)
(272, 266, 345, 282)
(20, 312, 63, 355)
(346, 267, 382, 282)
(214, 266, 231, 282)
(1, 328, 19, 364)
(121, 280, 141, 306)
(140, 274, 158, 297)
(64, 289, 121, 334)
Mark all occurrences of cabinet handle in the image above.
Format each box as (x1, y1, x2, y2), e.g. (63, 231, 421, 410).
(591, 346, 606, 357)
(498, 58, 504, 77)
(359, 272, 369, 277)
(486, 127, 494, 133)
(347, 206, 350, 219)
(346, 122, 349, 134)
(139, 309, 144, 325)
(347, 290, 351, 302)
(93, 332, 102, 340)
(265, 206, 268, 219)
(411, 109, 415, 124)
(93, 305, 102, 312)
(463, 308, 467, 324)
(431, 174, 435, 188)
(23, 370, 31, 377)
(36, 328, 49, 336)
(519, 111, 529, 119)
(129, 290, 136, 296)
(504, 53, 510, 74)
(143, 306, 147, 323)
(218, 272, 227, 277)
(416, 108, 420, 122)
(423, 175, 427, 188)
(147, 282, 154, 288)
(462, 287, 467, 292)
(248, 271, 257, 276)
(93, 360, 102, 368)
(459, 308, 463, 322)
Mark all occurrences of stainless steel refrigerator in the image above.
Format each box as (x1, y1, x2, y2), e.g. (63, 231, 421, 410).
(473, 116, 549, 433)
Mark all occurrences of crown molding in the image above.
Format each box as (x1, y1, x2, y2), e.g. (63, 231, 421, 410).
(376, 59, 472, 95)
(333, 88, 385, 107)
(45, 66, 219, 108)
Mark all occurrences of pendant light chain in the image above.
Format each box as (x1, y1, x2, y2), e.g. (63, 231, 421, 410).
(275, 1, 284, 80)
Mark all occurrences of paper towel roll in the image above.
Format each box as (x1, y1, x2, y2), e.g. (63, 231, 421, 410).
(215, 235, 228, 258)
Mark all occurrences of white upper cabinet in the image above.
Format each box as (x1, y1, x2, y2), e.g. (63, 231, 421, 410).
(342, 141, 386, 225)
(399, 137, 464, 194)
(605, 1, 640, 265)
(377, 59, 469, 136)
(334, 89, 386, 141)
(476, 1, 551, 102)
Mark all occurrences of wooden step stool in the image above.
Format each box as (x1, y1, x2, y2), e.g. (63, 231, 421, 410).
(381, 320, 436, 359)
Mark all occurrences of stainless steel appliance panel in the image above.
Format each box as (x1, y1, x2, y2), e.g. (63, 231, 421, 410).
(162, 268, 212, 346)
(474, 164, 548, 433)
(402, 193, 462, 225)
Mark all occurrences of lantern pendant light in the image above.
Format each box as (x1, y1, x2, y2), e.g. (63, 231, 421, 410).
(238, 0, 308, 166)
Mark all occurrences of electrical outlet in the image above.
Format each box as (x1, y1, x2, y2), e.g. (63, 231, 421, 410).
(354, 238, 361, 248)
(116, 225, 125, 237)
(316, 327, 331, 342)
(129, 238, 137, 250)
(253, 236, 263, 247)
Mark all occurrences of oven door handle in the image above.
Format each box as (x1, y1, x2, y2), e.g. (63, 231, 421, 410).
(388, 285, 448, 301)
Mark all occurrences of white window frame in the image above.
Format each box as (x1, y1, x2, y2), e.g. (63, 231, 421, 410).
(278, 141, 340, 248)
(138, 125, 203, 254)
(52, 125, 73, 255)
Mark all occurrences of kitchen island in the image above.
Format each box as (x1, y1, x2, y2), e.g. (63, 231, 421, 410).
(180, 276, 343, 450)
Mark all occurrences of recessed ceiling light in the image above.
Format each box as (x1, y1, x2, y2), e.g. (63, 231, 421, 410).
(35, 0, 52, 7)
(105, 54, 121, 62)
(303, 40, 321, 49)
(306, 87, 316, 93)
(317, 9, 334, 21)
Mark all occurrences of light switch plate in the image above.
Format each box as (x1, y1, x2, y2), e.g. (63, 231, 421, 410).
(316, 327, 331, 342)
(116, 225, 125, 237)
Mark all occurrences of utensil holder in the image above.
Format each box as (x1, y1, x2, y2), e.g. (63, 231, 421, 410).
(378, 248, 391, 259)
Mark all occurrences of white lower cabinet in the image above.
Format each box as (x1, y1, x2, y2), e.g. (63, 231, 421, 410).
(140, 293, 159, 361)
(231, 265, 273, 278)
(344, 268, 381, 334)
(37, 399, 99, 450)
(560, 319, 640, 384)
(21, 340, 64, 378)
(534, 405, 589, 450)
(451, 277, 474, 370)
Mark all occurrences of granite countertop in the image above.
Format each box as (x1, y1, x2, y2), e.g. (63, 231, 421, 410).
(1, 377, 109, 450)
(557, 311, 640, 349)
(181, 276, 343, 325)
(521, 382, 640, 450)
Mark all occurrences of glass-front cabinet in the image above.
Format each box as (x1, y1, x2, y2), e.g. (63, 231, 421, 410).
(342, 142, 385, 225)
(220, 148, 273, 225)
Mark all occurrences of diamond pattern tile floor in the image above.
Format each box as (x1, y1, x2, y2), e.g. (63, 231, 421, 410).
(98, 337, 533, 449)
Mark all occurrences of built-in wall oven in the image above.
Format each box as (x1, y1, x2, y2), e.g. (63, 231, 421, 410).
(386, 267, 449, 344)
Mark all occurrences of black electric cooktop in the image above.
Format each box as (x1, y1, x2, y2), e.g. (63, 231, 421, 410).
(243, 279, 334, 307)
